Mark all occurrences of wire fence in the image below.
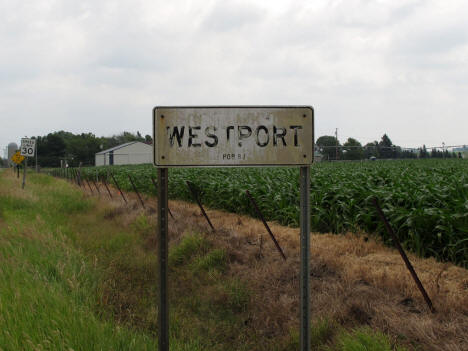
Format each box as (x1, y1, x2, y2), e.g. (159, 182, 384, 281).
(316, 144, 467, 161)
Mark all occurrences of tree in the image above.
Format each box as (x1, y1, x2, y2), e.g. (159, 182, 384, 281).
(31, 130, 153, 167)
(67, 133, 101, 166)
(364, 141, 379, 159)
(145, 134, 153, 144)
(316, 135, 341, 160)
(400, 149, 417, 159)
(343, 138, 363, 160)
(101, 131, 146, 149)
(378, 134, 394, 158)
(38, 133, 67, 167)
(419, 145, 429, 158)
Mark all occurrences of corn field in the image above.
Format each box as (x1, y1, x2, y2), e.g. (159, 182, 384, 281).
(79, 159, 468, 267)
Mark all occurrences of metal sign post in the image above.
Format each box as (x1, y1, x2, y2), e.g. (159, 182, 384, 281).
(157, 168, 169, 351)
(300, 166, 310, 351)
(20, 138, 36, 189)
(153, 106, 314, 351)
(22, 158, 27, 189)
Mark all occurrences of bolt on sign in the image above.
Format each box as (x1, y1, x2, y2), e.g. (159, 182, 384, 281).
(20, 138, 36, 157)
(11, 151, 25, 164)
(153, 106, 314, 167)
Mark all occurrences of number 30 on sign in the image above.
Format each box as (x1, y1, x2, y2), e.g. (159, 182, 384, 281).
(20, 138, 36, 157)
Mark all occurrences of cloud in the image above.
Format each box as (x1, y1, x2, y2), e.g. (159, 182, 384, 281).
(0, 0, 467, 150)
(202, 0, 264, 32)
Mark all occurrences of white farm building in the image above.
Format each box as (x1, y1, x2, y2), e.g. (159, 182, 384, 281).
(95, 142, 152, 166)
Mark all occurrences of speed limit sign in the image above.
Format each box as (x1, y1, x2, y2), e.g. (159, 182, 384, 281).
(20, 138, 36, 157)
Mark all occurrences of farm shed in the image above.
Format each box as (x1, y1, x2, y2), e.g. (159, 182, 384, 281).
(95, 141, 152, 166)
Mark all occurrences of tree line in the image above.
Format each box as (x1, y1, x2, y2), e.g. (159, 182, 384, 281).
(22, 131, 152, 167)
(1, 131, 462, 168)
(316, 134, 460, 160)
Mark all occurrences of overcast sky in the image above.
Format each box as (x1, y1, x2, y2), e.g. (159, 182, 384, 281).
(1, 0, 467, 153)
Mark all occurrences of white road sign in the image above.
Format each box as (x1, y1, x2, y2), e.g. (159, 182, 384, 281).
(153, 106, 314, 167)
(20, 138, 36, 157)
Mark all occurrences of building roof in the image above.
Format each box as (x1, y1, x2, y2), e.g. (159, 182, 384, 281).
(96, 141, 151, 155)
(453, 146, 468, 152)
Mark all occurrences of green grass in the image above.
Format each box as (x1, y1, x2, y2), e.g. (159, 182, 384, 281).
(334, 327, 407, 351)
(169, 234, 210, 266)
(285, 321, 406, 351)
(0, 174, 156, 350)
(193, 248, 227, 272)
(77, 159, 468, 267)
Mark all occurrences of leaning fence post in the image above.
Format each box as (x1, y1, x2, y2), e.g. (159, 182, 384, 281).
(186, 181, 215, 232)
(78, 162, 82, 187)
(372, 198, 435, 313)
(128, 174, 145, 209)
(85, 179, 94, 194)
(75, 169, 81, 187)
(78, 170, 84, 188)
(103, 180, 113, 199)
(71, 168, 77, 184)
(111, 174, 127, 204)
(150, 176, 174, 219)
(91, 180, 101, 196)
(245, 190, 287, 261)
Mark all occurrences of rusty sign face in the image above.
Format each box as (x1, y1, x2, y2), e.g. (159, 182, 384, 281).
(153, 106, 314, 167)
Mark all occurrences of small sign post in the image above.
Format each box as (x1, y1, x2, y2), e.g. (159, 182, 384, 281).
(153, 106, 314, 351)
(20, 138, 36, 189)
(11, 151, 24, 180)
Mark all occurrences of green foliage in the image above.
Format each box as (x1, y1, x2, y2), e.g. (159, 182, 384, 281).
(193, 249, 227, 272)
(310, 319, 336, 348)
(169, 235, 210, 266)
(343, 138, 363, 160)
(335, 327, 407, 351)
(317, 135, 341, 160)
(222, 279, 250, 313)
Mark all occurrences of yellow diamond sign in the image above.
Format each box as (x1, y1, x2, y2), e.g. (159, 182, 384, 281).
(12, 151, 25, 165)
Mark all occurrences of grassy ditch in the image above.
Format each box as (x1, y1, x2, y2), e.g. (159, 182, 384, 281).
(0, 170, 413, 350)
(0, 172, 156, 350)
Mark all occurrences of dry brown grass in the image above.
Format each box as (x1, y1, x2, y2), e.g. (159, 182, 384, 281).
(74, 179, 468, 350)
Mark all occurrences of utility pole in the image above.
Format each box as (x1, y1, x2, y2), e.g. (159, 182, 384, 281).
(335, 128, 339, 160)
(442, 142, 445, 159)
